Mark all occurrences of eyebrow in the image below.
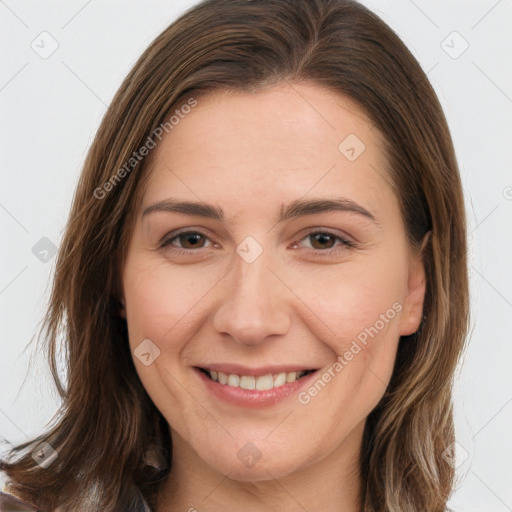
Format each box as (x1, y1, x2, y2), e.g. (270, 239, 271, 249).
(142, 197, 378, 225)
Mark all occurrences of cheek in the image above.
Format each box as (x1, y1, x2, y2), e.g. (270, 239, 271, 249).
(123, 259, 218, 347)
(298, 256, 406, 343)
(122, 259, 224, 411)
(122, 260, 219, 433)
(293, 282, 403, 440)
(293, 258, 406, 399)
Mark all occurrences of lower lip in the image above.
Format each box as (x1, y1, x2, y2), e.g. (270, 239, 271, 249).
(194, 368, 318, 409)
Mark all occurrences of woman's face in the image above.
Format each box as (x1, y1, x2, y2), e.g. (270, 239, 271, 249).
(121, 82, 426, 480)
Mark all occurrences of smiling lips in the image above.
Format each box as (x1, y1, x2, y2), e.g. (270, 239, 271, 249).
(196, 365, 316, 391)
(203, 369, 313, 390)
(195, 365, 319, 408)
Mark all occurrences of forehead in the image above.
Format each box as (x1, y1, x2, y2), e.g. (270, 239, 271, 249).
(141, 82, 396, 225)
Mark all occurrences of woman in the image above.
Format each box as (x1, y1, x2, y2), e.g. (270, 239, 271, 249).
(0, 0, 469, 510)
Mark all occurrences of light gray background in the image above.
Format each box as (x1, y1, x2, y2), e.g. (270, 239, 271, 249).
(1, 1, 511, 510)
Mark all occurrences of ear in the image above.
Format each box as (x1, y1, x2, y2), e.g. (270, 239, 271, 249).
(113, 266, 126, 319)
(399, 231, 430, 336)
(117, 297, 126, 319)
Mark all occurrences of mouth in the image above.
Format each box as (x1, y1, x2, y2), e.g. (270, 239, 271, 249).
(195, 367, 317, 391)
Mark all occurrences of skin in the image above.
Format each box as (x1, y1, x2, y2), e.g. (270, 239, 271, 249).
(120, 82, 427, 512)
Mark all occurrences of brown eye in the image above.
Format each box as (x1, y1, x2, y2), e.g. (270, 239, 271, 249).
(309, 233, 336, 250)
(161, 231, 212, 250)
(177, 233, 207, 249)
(292, 230, 355, 255)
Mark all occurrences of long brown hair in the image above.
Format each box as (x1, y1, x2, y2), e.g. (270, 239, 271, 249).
(1, 0, 469, 510)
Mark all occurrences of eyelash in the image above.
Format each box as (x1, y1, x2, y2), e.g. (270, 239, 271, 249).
(160, 229, 356, 257)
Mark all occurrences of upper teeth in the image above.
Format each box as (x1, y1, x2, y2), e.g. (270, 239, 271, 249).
(208, 370, 307, 390)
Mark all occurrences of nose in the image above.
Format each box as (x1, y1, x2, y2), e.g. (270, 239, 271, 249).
(212, 247, 292, 347)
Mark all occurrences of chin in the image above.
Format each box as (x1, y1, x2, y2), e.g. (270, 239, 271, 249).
(200, 441, 320, 482)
